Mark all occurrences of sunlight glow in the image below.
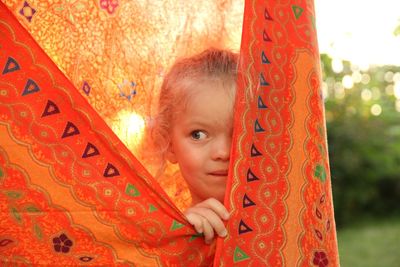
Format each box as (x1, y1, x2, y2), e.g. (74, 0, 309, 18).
(371, 104, 382, 116)
(315, 0, 400, 66)
(361, 89, 372, 101)
(394, 82, 400, 99)
(342, 75, 354, 89)
(331, 58, 344, 73)
(112, 111, 145, 151)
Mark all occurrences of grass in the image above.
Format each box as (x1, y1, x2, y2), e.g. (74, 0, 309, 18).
(337, 217, 400, 267)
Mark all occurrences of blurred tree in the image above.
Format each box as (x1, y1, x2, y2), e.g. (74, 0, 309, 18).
(321, 54, 400, 227)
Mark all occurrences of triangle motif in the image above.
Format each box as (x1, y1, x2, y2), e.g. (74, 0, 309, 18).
(41, 100, 60, 117)
(104, 163, 120, 178)
(261, 51, 270, 64)
(260, 73, 269, 86)
(264, 8, 273, 20)
(61, 121, 80, 138)
(125, 183, 140, 196)
(148, 204, 157, 213)
(188, 233, 203, 242)
(2, 57, 20, 75)
(243, 193, 256, 208)
(170, 220, 185, 231)
(251, 144, 262, 157)
(82, 142, 100, 158)
(22, 79, 40, 96)
(233, 246, 250, 263)
(238, 219, 253, 235)
(247, 168, 259, 182)
(254, 119, 265, 133)
(263, 29, 272, 42)
(292, 5, 304, 20)
(258, 96, 267, 109)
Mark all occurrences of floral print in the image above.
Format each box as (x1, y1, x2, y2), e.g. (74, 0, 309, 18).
(53, 233, 73, 253)
(313, 251, 329, 267)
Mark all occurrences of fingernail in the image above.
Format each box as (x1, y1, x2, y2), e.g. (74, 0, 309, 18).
(220, 230, 227, 237)
(223, 212, 230, 220)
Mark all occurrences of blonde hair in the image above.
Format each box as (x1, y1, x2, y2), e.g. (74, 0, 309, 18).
(146, 48, 239, 176)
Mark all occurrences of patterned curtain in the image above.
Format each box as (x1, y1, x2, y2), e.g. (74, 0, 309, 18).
(0, 0, 339, 266)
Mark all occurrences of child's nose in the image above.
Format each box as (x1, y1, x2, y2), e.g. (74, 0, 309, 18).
(212, 136, 231, 161)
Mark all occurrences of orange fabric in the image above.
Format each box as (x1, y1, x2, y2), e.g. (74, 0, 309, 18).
(215, 2, 338, 266)
(0, 0, 339, 266)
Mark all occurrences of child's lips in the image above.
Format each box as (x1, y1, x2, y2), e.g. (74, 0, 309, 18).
(208, 170, 228, 176)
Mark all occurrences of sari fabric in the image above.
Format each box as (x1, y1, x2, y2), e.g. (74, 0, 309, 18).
(0, 0, 339, 266)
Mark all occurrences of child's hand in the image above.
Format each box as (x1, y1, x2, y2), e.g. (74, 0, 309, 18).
(184, 198, 230, 244)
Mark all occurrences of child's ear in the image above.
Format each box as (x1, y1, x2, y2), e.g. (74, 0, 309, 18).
(166, 145, 178, 164)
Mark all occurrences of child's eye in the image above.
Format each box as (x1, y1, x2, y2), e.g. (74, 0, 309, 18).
(190, 130, 207, 140)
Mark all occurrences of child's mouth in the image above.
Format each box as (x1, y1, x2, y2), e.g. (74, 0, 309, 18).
(208, 170, 228, 176)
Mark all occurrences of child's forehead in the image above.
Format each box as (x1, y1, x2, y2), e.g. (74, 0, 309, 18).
(181, 79, 233, 104)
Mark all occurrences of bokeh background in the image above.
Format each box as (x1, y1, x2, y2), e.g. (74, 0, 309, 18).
(315, 0, 400, 266)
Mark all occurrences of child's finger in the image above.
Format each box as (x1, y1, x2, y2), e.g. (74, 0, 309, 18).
(187, 207, 227, 238)
(184, 212, 203, 234)
(197, 198, 230, 220)
(201, 217, 214, 244)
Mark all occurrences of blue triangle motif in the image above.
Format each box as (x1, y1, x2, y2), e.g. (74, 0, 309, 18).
(260, 73, 269, 87)
(2, 57, 20, 75)
(254, 119, 265, 133)
(22, 79, 40, 96)
(261, 51, 270, 64)
(258, 96, 267, 109)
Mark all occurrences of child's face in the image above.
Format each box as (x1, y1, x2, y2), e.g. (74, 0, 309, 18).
(167, 80, 234, 204)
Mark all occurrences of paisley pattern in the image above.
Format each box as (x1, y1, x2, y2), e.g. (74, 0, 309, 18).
(0, 0, 339, 266)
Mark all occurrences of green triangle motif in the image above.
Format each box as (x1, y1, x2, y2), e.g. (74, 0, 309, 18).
(148, 204, 157, 213)
(233, 246, 250, 263)
(315, 164, 327, 182)
(170, 220, 185, 231)
(292, 5, 304, 20)
(188, 233, 204, 242)
(125, 183, 140, 197)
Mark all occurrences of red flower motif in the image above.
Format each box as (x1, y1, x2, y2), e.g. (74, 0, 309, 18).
(313, 251, 329, 267)
(100, 0, 119, 15)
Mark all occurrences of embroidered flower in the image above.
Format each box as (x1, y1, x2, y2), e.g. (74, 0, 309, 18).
(100, 0, 119, 15)
(313, 251, 329, 267)
(53, 233, 73, 253)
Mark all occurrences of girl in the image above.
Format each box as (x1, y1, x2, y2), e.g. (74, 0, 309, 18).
(151, 48, 238, 244)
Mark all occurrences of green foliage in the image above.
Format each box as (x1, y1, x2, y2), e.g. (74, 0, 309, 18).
(337, 217, 400, 267)
(321, 54, 400, 227)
